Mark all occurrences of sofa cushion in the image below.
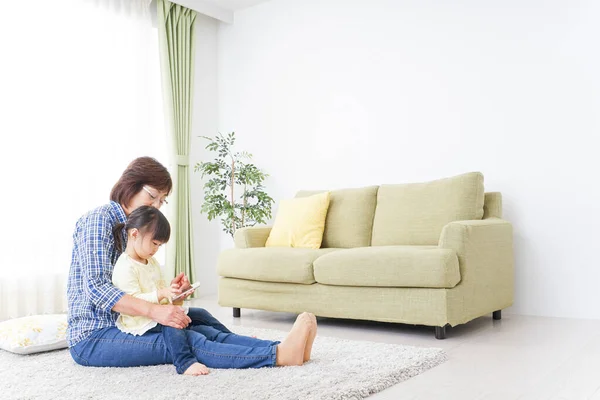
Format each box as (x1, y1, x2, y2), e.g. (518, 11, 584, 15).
(371, 172, 484, 246)
(296, 186, 379, 248)
(218, 247, 339, 284)
(313, 246, 460, 288)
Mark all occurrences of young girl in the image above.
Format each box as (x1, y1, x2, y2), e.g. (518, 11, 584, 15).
(111, 205, 317, 375)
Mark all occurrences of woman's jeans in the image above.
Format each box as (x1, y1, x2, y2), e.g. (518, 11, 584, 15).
(69, 308, 280, 371)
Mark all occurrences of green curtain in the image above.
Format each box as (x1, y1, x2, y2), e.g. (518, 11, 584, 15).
(157, 0, 197, 291)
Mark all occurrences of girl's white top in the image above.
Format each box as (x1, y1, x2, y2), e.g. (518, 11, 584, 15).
(112, 253, 187, 336)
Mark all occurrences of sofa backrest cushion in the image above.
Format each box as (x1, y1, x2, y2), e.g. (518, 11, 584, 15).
(483, 192, 502, 219)
(371, 172, 485, 246)
(296, 186, 379, 248)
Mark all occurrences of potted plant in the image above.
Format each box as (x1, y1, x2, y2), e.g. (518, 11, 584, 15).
(194, 132, 274, 237)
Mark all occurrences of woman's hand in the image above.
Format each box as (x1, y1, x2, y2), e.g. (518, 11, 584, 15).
(149, 304, 191, 329)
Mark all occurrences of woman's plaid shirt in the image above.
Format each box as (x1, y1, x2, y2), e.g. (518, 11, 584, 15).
(67, 201, 127, 347)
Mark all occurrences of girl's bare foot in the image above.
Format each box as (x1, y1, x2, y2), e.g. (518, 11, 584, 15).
(303, 313, 317, 363)
(183, 362, 210, 376)
(276, 312, 311, 366)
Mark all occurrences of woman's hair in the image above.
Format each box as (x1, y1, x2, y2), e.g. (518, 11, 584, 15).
(110, 157, 172, 207)
(113, 205, 171, 254)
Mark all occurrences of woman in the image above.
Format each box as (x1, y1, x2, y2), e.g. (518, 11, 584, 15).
(67, 157, 315, 369)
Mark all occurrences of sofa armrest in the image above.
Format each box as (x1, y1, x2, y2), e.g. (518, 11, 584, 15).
(233, 226, 273, 249)
(438, 218, 514, 324)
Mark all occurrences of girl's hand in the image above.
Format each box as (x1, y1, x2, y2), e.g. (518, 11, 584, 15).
(177, 287, 195, 302)
(170, 272, 185, 290)
(170, 284, 196, 305)
(158, 287, 178, 303)
(170, 272, 192, 292)
(180, 274, 191, 291)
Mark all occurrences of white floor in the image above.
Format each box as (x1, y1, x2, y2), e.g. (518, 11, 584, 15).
(189, 295, 600, 400)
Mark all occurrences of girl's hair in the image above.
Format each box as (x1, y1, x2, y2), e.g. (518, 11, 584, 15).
(113, 206, 171, 254)
(110, 157, 172, 208)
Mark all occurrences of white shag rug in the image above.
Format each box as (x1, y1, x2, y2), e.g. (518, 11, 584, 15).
(0, 326, 447, 400)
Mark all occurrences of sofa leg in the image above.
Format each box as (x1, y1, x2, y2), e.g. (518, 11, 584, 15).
(233, 308, 241, 318)
(435, 325, 447, 340)
(493, 310, 502, 320)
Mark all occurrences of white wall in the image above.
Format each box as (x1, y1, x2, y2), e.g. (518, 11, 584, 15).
(190, 13, 225, 296)
(211, 0, 600, 318)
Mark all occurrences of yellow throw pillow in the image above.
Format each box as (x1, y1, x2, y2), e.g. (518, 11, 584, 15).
(266, 192, 331, 249)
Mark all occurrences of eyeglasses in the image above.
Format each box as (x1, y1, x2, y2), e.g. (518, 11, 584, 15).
(142, 186, 168, 206)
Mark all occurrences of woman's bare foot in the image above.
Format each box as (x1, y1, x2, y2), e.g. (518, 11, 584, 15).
(183, 362, 210, 376)
(276, 313, 311, 366)
(303, 313, 317, 363)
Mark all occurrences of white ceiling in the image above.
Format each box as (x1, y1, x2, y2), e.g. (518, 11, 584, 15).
(200, 0, 271, 12)
(172, 0, 270, 23)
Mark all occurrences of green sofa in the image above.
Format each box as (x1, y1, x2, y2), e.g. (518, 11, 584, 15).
(217, 172, 514, 339)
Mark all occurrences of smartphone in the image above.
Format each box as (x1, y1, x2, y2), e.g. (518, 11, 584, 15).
(171, 282, 200, 302)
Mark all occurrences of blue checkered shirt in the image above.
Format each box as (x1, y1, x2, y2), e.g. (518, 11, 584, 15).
(67, 201, 127, 347)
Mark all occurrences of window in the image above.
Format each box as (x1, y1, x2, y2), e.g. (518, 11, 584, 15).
(0, 0, 168, 317)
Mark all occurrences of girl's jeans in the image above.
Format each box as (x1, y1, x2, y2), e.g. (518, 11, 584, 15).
(69, 308, 280, 371)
